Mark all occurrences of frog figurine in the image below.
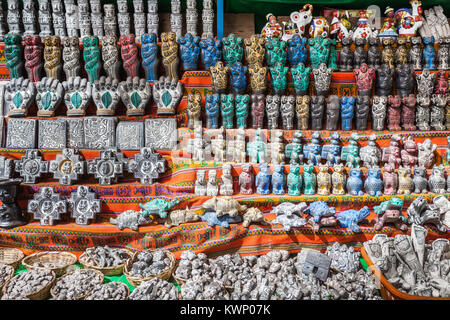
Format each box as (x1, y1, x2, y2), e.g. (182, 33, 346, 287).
(364, 166, 383, 196)
(269, 63, 289, 96)
(422, 36, 436, 70)
(272, 164, 286, 195)
(255, 162, 271, 195)
(220, 93, 235, 129)
(290, 63, 310, 96)
(304, 201, 338, 232)
(222, 33, 243, 67)
(341, 132, 360, 167)
(303, 163, 316, 195)
(287, 164, 302, 196)
(340, 96, 355, 131)
(5, 34, 24, 79)
(287, 34, 307, 67)
(321, 132, 341, 166)
(317, 164, 331, 196)
(200, 36, 222, 70)
(265, 37, 287, 68)
(346, 166, 364, 195)
(308, 35, 330, 69)
(178, 32, 201, 71)
(303, 131, 322, 165)
(229, 62, 248, 95)
(235, 94, 250, 128)
(247, 128, 267, 163)
(373, 197, 407, 231)
(285, 130, 304, 165)
(331, 163, 346, 195)
(205, 93, 220, 129)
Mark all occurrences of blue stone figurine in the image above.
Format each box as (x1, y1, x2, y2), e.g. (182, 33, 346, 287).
(200, 36, 222, 70)
(287, 34, 308, 67)
(423, 36, 436, 70)
(272, 164, 286, 195)
(178, 33, 201, 71)
(364, 166, 383, 196)
(205, 93, 220, 129)
(229, 62, 248, 95)
(303, 131, 322, 165)
(346, 166, 364, 195)
(256, 163, 271, 194)
(141, 33, 159, 82)
(321, 132, 341, 166)
(336, 206, 370, 233)
(340, 96, 355, 131)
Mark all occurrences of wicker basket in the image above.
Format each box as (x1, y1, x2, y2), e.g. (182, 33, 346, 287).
(361, 247, 450, 300)
(79, 249, 133, 277)
(0, 247, 24, 269)
(85, 282, 130, 300)
(50, 268, 105, 300)
(2, 270, 56, 300)
(124, 250, 176, 287)
(0, 264, 15, 296)
(22, 251, 77, 277)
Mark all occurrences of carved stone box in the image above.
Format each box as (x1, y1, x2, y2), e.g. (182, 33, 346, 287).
(83, 116, 117, 150)
(6, 118, 37, 149)
(65, 117, 85, 149)
(144, 118, 178, 151)
(116, 121, 144, 150)
(38, 119, 67, 149)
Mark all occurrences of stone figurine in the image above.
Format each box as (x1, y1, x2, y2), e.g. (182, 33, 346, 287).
(119, 77, 152, 116)
(147, 0, 158, 37)
(5, 34, 24, 79)
(280, 95, 295, 130)
(28, 187, 66, 226)
(360, 134, 381, 168)
(416, 94, 431, 131)
(117, 0, 130, 36)
(428, 165, 446, 194)
(340, 133, 360, 167)
(35, 77, 64, 117)
(210, 61, 229, 94)
(415, 68, 436, 96)
(179, 33, 201, 71)
(437, 37, 449, 70)
(310, 96, 325, 130)
(355, 96, 370, 130)
(161, 32, 179, 80)
(251, 95, 265, 129)
(395, 64, 415, 97)
(62, 36, 81, 79)
(287, 34, 307, 67)
(328, 39, 338, 71)
(401, 94, 417, 131)
(304, 201, 338, 232)
(382, 134, 401, 168)
(230, 62, 248, 95)
(312, 63, 332, 96)
(22, 0, 37, 36)
(268, 129, 285, 165)
(205, 94, 220, 129)
(287, 165, 302, 195)
(303, 163, 316, 195)
(49, 149, 85, 186)
(24, 35, 43, 83)
(269, 63, 288, 95)
(296, 95, 310, 130)
(219, 164, 234, 196)
(200, 37, 222, 70)
(221, 94, 235, 129)
(381, 38, 395, 69)
(201, 0, 214, 39)
(265, 38, 287, 68)
(395, 37, 408, 66)
(422, 36, 436, 70)
(255, 163, 271, 195)
(7, 0, 22, 35)
(102, 35, 120, 80)
(367, 36, 381, 69)
(4, 77, 36, 117)
(266, 95, 280, 129)
(187, 92, 202, 129)
(331, 163, 346, 195)
(383, 163, 398, 195)
(78, 0, 92, 38)
(430, 94, 446, 131)
(247, 129, 267, 163)
(248, 64, 268, 94)
(170, 0, 182, 39)
(38, 0, 53, 37)
(375, 64, 394, 96)
(83, 36, 102, 83)
(92, 76, 121, 116)
(401, 136, 418, 169)
(321, 132, 341, 166)
(387, 95, 402, 131)
(211, 127, 226, 162)
(239, 164, 254, 195)
(371, 95, 387, 131)
(303, 131, 322, 165)
(317, 164, 331, 196)
(340, 96, 355, 131)
(418, 139, 436, 169)
(338, 37, 353, 72)
(397, 166, 414, 195)
(346, 166, 364, 195)
(90, 0, 103, 37)
(235, 94, 250, 128)
(222, 34, 244, 67)
(65, 0, 79, 37)
(285, 131, 303, 165)
(153, 76, 183, 115)
(141, 33, 159, 82)
(133, 0, 146, 41)
(230, 128, 246, 163)
(413, 166, 428, 194)
(120, 34, 140, 78)
(353, 63, 375, 96)
(290, 63, 310, 96)
(373, 197, 407, 231)
(308, 35, 330, 69)
(336, 207, 370, 233)
(353, 38, 367, 69)
(185, 0, 198, 36)
(272, 164, 286, 195)
(409, 37, 423, 70)
(103, 4, 117, 37)
(325, 95, 340, 131)
(63, 76, 92, 116)
(434, 70, 448, 96)
(364, 165, 383, 196)
(43, 36, 61, 80)
(187, 126, 209, 162)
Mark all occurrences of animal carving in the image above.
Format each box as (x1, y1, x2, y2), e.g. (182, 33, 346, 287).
(164, 207, 200, 228)
(397, 166, 413, 195)
(110, 210, 150, 231)
(202, 196, 247, 217)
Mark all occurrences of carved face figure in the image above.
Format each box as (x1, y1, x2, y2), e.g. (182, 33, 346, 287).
(104, 4, 114, 17)
(39, 1, 49, 11)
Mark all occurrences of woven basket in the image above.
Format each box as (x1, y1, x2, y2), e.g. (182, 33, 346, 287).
(79, 249, 133, 277)
(50, 268, 105, 300)
(0, 247, 24, 269)
(0, 264, 15, 296)
(124, 250, 176, 287)
(361, 247, 450, 300)
(85, 282, 130, 300)
(23, 251, 77, 277)
(2, 270, 56, 300)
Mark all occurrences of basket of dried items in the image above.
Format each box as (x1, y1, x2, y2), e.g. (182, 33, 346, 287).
(79, 246, 133, 276)
(85, 282, 130, 300)
(50, 268, 104, 300)
(179, 276, 231, 300)
(124, 249, 176, 287)
(22, 251, 77, 276)
(129, 278, 180, 300)
(0, 247, 25, 269)
(0, 264, 15, 296)
(2, 269, 56, 300)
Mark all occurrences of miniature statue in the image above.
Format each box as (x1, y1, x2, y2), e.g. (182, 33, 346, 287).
(312, 63, 332, 96)
(416, 94, 431, 131)
(38, 0, 53, 37)
(219, 164, 234, 196)
(317, 164, 331, 196)
(255, 163, 271, 195)
(287, 165, 302, 195)
(367, 36, 381, 69)
(387, 95, 402, 131)
(287, 34, 307, 67)
(355, 96, 370, 130)
(346, 166, 363, 195)
(272, 164, 286, 195)
(211, 127, 226, 162)
(43, 36, 62, 80)
(248, 95, 265, 129)
(409, 37, 422, 70)
(303, 163, 316, 195)
(220, 94, 235, 129)
(381, 38, 395, 69)
(371, 95, 387, 131)
(413, 166, 428, 194)
(78, 0, 92, 38)
(247, 129, 267, 163)
(396, 64, 415, 97)
(285, 131, 304, 165)
(139, 198, 180, 219)
(265, 38, 287, 68)
(304, 201, 338, 232)
(164, 207, 199, 228)
(434, 70, 448, 96)
(153, 76, 184, 115)
(303, 131, 322, 165)
(407, 197, 447, 233)
(418, 139, 436, 169)
(186, 92, 202, 129)
(430, 94, 446, 131)
(5, 77, 36, 117)
(133, 0, 146, 41)
(341, 132, 360, 167)
(62, 36, 80, 79)
(374, 197, 407, 231)
(5, 34, 24, 79)
(397, 166, 414, 195)
(308, 35, 330, 69)
(395, 37, 409, 66)
(64, 0, 78, 37)
(200, 211, 242, 228)
(179, 33, 201, 71)
(206, 170, 219, 196)
(63, 76, 92, 116)
(296, 95, 310, 130)
(147, 0, 159, 37)
(401, 94, 417, 131)
(321, 132, 341, 166)
(185, 0, 198, 36)
(429, 165, 446, 194)
(23, 35, 43, 83)
(83, 36, 101, 83)
(265, 95, 280, 129)
(382, 163, 398, 195)
(338, 37, 353, 72)
(261, 13, 283, 39)
(239, 164, 254, 194)
(90, 0, 103, 37)
(170, 0, 182, 39)
(187, 126, 209, 162)
(268, 129, 285, 165)
(375, 64, 394, 96)
(269, 63, 288, 96)
(7, 0, 22, 35)
(353, 38, 367, 69)
(103, 4, 117, 37)
(360, 134, 381, 168)
(35, 77, 64, 117)
(310, 96, 325, 130)
(336, 207, 370, 233)
(248, 64, 268, 95)
(210, 61, 229, 94)
(120, 34, 140, 78)
(161, 32, 179, 80)
(328, 39, 338, 71)
(201, 0, 214, 39)
(22, 0, 37, 36)
(400, 136, 418, 169)
(116, 0, 130, 36)
(422, 36, 436, 70)
(340, 96, 355, 131)
(102, 35, 120, 80)
(222, 34, 243, 67)
(280, 96, 295, 130)
(353, 63, 375, 96)
(92, 76, 121, 116)
(382, 134, 402, 168)
(230, 128, 246, 163)
(379, 6, 397, 37)
(329, 10, 350, 41)
(205, 94, 220, 129)
(331, 163, 346, 195)
(437, 37, 449, 70)
(200, 36, 222, 70)
(119, 77, 152, 116)
(230, 62, 248, 95)
(235, 95, 250, 128)
(290, 63, 310, 96)
(324, 95, 340, 131)
(415, 68, 436, 97)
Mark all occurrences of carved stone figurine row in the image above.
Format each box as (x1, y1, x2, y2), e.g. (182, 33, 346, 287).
(10, 147, 166, 186)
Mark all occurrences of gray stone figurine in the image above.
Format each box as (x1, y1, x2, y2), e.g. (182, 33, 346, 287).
(133, 0, 146, 42)
(22, 0, 37, 36)
(409, 37, 422, 70)
(280, 95, 295, 130)
(51, 0, 66, 37)
(395, 64, 415, 97)
(63, 36, 81, 78)
(375, 63, 394, 96)
(78, 0, 92, 39)
(65, 0, 79, 37)
(367, 36, 381, 69)
(416, 94, 431, 131)
(310, 95, 325, 130)
(325, 95, 340, 131)
(117, 0, 130, 36)
(186, 0, 198, 36)
(147, 0, 159, 37)
(90, 0, 104, 37)
(103, 4, 117, 37)
(430, 94, 446, 131)
(7, 0, 23, 35)
(38, 0, 53, 37)
(415, 69, 436, 96)
(170, 0, 182, 40)
(266, 95, 280, 129)
(313, 63, 332, 96)
(102, 35, 121, 79)
(353, 38, 367, 69)
(202, 0, 214, 39)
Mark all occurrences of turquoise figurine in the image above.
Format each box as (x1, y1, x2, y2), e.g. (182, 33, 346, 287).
(222, 33, 244, 67)
(287, 34, 307, 67)
(270, 63, 289, 96)
(205, 93, 220, 129)
(235, 94, 250, 128)
(303, 163, 316, 195)
(83, 36, 102, 83)
(290, 63, 310, 96)
(200, 36, 222, 70)
(256, 162, 271, 195)
(179, 33, 201, 71)
(5, 34, 24, 79)
(220, 93, 235, 129)
(308, 35, 330, 69)
(139, 198, 180, 219)
(141, 33, 159, 82)
(341, 132, 360, 167)
(265, 37, 287, 68)
(272, 164, 286, 195)
(328, 39, 338, 71)
(423, 36, 436, 70)
(285, 131, 304, 164)
(229, 62, 248, 95)
(247, 128, 267, 163)
(287, 164, 302, 195)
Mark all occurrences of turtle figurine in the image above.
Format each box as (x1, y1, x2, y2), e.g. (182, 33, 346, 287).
(139, 198, 180, 219)
(336, 206, 370, 233)
(373, 197, 408, 231)
(304, 201, 338, 232)
(200, 211, 243, 228)
(110, 210, 152, 231)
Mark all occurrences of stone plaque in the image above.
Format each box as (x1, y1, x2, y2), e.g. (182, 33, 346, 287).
(67, 185, 100, 225)
(83, 116, 117, 150)
(144, 118, 177, 150)
(66, 117, 85, 149)
(38, 119, 67, 149)
(116, 121, 144, 150)
(6, 118, 37, 149)
(28, 187, 67, 226)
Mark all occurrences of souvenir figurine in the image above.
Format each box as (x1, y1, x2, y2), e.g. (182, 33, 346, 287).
(221, 94, 234, 129)
(382, 163, 398, 195)
(65, 0, 79, 37)
(382, 134, 401, 168)
(415, 68, 436, 97)
(360, 134, 381, 168)
(103, 4, 117, 37)
(265, 38, 287, 68)
(429, 165, 446, 194)
(102, 35, 120, 80)
(321, 132, 341, 166)
(251, 94, 265, 129)
(422, 37, 436, 70)
(200, 36, 222, 70)
(401, 94, 416, 131)
(313, 63, 332, 96)
(371, 95, 388, 131)
(395, 38, 409, 66)
(290, 63, 310, 96)
(336, 207, 370, 233)
(7, 0, 22, 35)
(210, 61, 229, 94)
(272, 164, 286, 195)
(308, 35, 330, 69)
(379, 6, 397, 37)
(5, 34, 24, 79)
(35, 77, 64, 117)
(133, 0, 146, 41)
(255, 163, 271, 195)
(434, 70, 448, 96)
(331, 163, 346, 195)
(90, 0, 103, 37)
(38, 0, 53, 37)
(116, 0, 130, 36)
(328, 39, 338, 71)
(243, 35, 265, 69)
(187, 126, 209, 162)
(287, 165, 302, 195)
(353, 10, 376, 40)
(5, 77, 36, 117)
(400, 136, 418, 169)
(120, 34, 140, 78)
(317, 164, 331, 196)
(387, 95, 402, 131)
(416, 94, 431, 130)
(261, 13, 283, 39)
(229, 127, 246, 163)
(396, 64, 415, 97)
(247, 129, 267, 163)
(303, 163, 316, 195)
(338, 37, 353, 72)
(43, 36, 61, 80)
(309, 16, 329, 38)
(310, 95, 325, 130)
(341, 132, 360, 167)
(437, 37, 449, 70)
(78, 0, 91, 38)
(280, 96, 295, 130)
(340, 96, 355, 131)
(222, 33, 244, 67)
(381, 38, 395, 69)
(219, 164, 234, 196)
(119, 77, 152, 116)
(92, 76, 120, 116)
(266, 95, 280, 129)
(161, 32, 179, 80)
(83, 36, 101, 83)
(373, 197, 407, 231)
(248, 64, 268, 94)
(239, 164, 254, 194)
(187, 92, 202, 129)
(325, 95, 340, 131)
(62, 36, 80, 79)
(296, 95, 310, 130)
(395, 0, 423, 38)
(289, 4, 313, 38)
(170, 0, 182, 39)
(430, 94, 446, 130)
(397, 166, 414, 195)
(153, 76, 183, 115)
(367, 36, 381, 69)
(205, 94, 220, 129)
(63, 76, 92, 116)
(329, 10, 351, 41)
(179, 33, 201, 71)
(375, 64, 394, 96)
(202, 0, 214, 39)
(22, 0, 37, 36)
(365, 166, 383, 196)
(24, 35, 43, 83)
(346, 166, 364, 195)
(206, 170, 219, 196)
(418, 139, 436, 169)
(195, 170, 207, 196)
(235, 94, 250, 128)
(230, 62, 248, 95)
(353, 38, 368, 69)
(409, 37, 422, 70)
(354, 63, 375, 97)
(147, 0, 159, 37)
(285, 131, 304, 164)
(304, 201, 338, 232)
(287, 34, 307, 67)
(185, 0, 198, 36)
(412, 166, 428, 194)
(269, 63, 288, 95)
(303, 131, 322, 165)
(269, 129, 285, 165)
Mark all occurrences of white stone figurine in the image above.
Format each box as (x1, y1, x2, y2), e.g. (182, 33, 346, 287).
(103, 4, 117, 37)
(268, 130, 285, 165)
(220, 164, 234, 195)
(78, 0, 92, 39)
(170, 0, 182, 40)
(206, 170, 219, 196)
(202, 0, 214, 39)
(90, 0, 104, 37)
(229, 128, 246, 163)
(22, 0, 37, 36)
(418, 139, 437, 169)
(186, 0, 198, 36)
(147, 0, 159, 37)
(133, 0, 146, 42)
(117, 0, 130, 36)
(65, 0, 79, 37)
(7, 0, 23, 35)
(195, 170, 207, 196)
(51, 0, 66, 37)
(187, 125, 210, 162)
(38, 0, 53, 37)
(211, 127, 227, 162)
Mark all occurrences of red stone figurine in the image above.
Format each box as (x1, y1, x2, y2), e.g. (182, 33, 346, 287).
(251, 94, 265, 129)
(120, 34, 140, 78)
(24, 35, 43, 83)
(387, 95, 402, 131)
(401, 94, 416, 130)
(434, 70, 448, 95)
(400, 136, 418, 169)
(353, 63, 375, 96)
(382, 163, 398, 195)
(239, 164, 254, 194)
(382, 134, 402, 169)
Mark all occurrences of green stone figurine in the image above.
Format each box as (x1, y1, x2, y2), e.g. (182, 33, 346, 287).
(341, 132, 361, 167)
(222, 33, 244, 67)
(287, 164, 302, 196)
(265, 38, 287, 68)
(83, 36, 102, 83)
(328, 39, 338, 71)
(221, 93, 235, 129)
(235, 94, 250, 128)
(285, 131, 304, 164)
(269, 63, 289, 95)
(5, 34, 24, 79)
(247, 128, 267, 163)
(308, 35, 331, 69)
(303, 163, 317, 195)
(290, 63, 311, 96)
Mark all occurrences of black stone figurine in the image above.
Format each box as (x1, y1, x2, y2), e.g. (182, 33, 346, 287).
(310, 95, 325, 130)
(367, 36, 381, 69)
(375, 63, 394, 96)
(395, 64, 414, 97)
(325, 95, 340, 131)
(338, 37, 353, 72)
(0, 179, 26, 228)
(355, 95, 370, 130)
(353, 38, 367, 69)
